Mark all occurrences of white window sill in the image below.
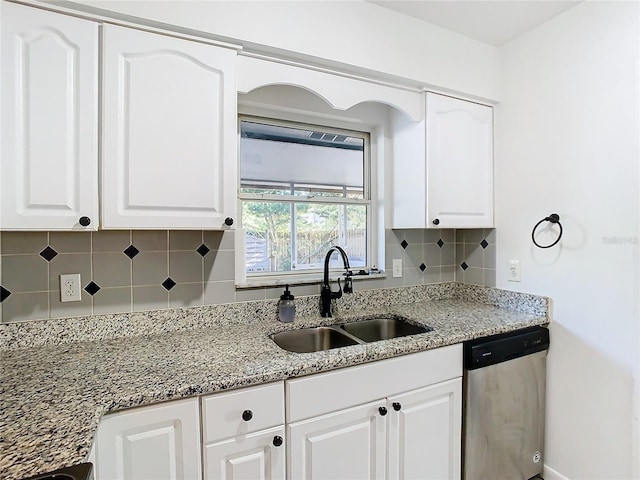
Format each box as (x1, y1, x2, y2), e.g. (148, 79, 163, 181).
(236, 271, 386, 289)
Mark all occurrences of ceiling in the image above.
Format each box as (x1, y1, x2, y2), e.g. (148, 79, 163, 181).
(368, 1, 581, 46)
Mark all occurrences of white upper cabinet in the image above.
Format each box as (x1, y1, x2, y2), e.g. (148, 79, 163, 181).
(426, 93, 494, 228)
(101, 25, 237, 229)
(1, 2, 99, 230)
(392, 92, 494, 229)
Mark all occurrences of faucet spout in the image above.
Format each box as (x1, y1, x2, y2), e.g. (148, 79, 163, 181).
(320, 246, 353, 317)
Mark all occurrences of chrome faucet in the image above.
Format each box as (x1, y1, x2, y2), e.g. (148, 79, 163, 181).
(320, 246, 353, 317)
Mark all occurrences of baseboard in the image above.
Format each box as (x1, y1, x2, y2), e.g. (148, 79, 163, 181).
(544, 464, 570, 480)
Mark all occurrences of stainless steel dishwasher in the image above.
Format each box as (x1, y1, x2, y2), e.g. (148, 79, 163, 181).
(463, 326, 550, 480)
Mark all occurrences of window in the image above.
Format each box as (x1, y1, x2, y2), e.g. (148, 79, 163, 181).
(239, 117, 371, 278)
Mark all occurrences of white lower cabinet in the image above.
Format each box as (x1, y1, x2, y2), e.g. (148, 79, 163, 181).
(201, 382, 285, 480)
(288, 379, 461, 480)
(204, 426, 286, 480)
(387, 379, 462, 480)
(94, 398, 202, 480)
(288, 400, 387, 480)
(93, 347, 462, 480)
(286, 344, 462, 480)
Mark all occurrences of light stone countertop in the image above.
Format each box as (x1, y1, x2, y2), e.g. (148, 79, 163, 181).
(0, 283, 550, 480)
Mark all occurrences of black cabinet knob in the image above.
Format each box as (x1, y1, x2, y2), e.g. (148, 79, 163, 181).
(242, 410, 253, 421)
(272, 435, 283, 447)
(224, 217, 234, 226)
(79, 216, 91, 227)
(392, 402, 402, 411)
(432, 218, 440, 225)
(379, 406, 387, 416)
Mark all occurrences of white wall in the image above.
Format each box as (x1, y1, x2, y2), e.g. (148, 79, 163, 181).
(496, 2, 639, 478)
(61, 0, 501, 101)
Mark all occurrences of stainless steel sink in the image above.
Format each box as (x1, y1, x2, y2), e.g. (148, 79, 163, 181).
(271, 316, 431, 353)
(271, 326, 359, 353)
(341, 317, 431, 342)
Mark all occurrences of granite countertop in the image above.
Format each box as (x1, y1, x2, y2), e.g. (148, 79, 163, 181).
(0, 284, 550, 480)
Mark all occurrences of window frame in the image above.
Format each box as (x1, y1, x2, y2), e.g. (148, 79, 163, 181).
(236, 113, 378, 285)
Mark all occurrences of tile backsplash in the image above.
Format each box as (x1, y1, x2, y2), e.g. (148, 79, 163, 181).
(455, 229, 497, 287)
(386, 228, 496, 289)
(0, 228, 495, 323)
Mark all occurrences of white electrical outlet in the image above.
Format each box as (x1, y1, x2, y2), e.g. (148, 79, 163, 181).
(392, 259, 403, 278)
(508, 260, 521, 282)
(60, 274, 82, 302)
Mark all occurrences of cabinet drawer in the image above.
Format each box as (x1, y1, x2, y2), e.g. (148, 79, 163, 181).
(201, 381, 285, 443)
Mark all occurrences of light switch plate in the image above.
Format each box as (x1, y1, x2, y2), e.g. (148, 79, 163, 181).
(508, 260, 521, 282)
(393, 259, 402, 278)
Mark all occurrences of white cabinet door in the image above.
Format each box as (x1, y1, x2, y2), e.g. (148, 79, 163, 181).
(425, 92, 493, 229)
(95, 398, 202, 480)
(204, 426, 285, 480)
(102, 25, 237, 229)
(288, 400, 387, 480)
(0, 2, 98, 230)
(387, 378, 462, 480)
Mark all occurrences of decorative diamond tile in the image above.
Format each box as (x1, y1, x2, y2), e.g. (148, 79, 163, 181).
(123, 245, 140, 259)
(0, 286, 11, 303)
(196, 244, 210, 257)
(162, 277, 177, 291)
(400, 240, 408, 249)
(84, 281, 101, 296)
(437, 239, 444, 248)
(419, 263, 427, 272)
(460, 262, 469, 271)
(480, 239, 489, 249)
(39, 246, 58, 262)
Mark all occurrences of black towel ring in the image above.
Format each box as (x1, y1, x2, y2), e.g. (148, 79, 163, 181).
(532, 213, 563, 248)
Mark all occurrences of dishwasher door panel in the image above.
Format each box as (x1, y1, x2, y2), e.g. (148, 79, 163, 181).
(463, 350, 546, 480)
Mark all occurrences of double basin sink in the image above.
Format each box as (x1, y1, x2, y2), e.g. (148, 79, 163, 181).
(272, 316, 431, 353)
